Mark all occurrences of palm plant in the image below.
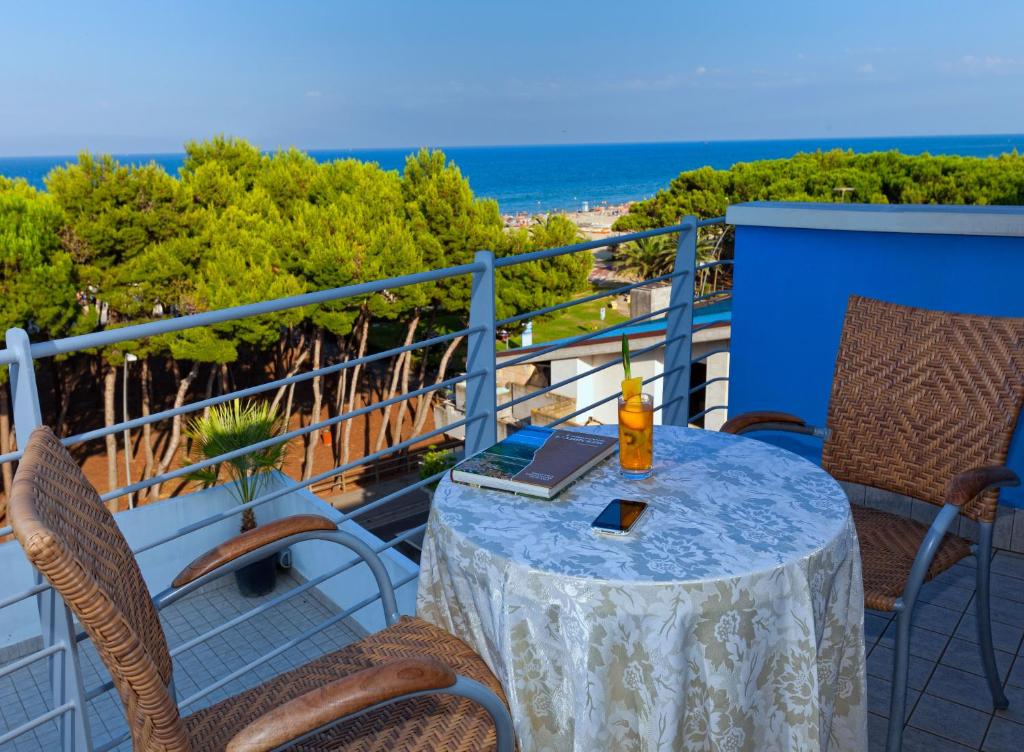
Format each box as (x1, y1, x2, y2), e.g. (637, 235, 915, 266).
(613, 236, 676, 280)
(184, 399, 286, 532)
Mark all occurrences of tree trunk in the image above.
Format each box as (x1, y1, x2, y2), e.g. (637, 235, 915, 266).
(241, 506, 257, 532)
(103, 364, 118, 495)
(0, 387, 12, 510)
(140, 357, 155, 484)
(302, 329, 323, 481)
(410, 334, 464, 439)
(148, 361, 200, 500)
(392, 328, 420, 446)
(341, 310, 370, 472)
(269, 348, 309, 414)
(373, 313, 419, 452)
(201, 364, 217, 419)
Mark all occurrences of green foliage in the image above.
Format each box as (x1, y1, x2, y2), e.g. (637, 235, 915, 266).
(613, 235, 676, 280)
(497, 215, 592, 325)
(420, 444, 457, 488)
(613, 149, 1024, 231)
(0, 178, 82, 382)
(184, 400, 286, 505)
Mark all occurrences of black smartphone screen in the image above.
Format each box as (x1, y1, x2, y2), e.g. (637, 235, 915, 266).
(592, 499, 648, 533)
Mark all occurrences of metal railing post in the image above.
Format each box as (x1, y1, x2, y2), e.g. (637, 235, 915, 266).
(661, 217, 697, 426)
(465, 250, 497, 455)
(6, 327, 92, 752)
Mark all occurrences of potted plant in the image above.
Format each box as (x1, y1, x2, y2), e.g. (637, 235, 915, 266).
(184, 399, 286, 597)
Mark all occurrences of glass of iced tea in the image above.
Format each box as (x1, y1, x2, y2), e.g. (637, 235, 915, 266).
(618, 392, 654, 479)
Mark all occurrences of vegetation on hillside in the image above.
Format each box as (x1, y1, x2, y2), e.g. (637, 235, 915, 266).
(0, 139, 591, 505)
(613, 149, 1024, 231)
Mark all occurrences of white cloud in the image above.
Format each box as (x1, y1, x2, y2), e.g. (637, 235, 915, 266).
(695, 66, 707, 75)
(857, 63, 875, 74)
(305, 90, 323, 98)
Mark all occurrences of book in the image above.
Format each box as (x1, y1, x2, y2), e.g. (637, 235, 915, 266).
(451, 426, 616, 499)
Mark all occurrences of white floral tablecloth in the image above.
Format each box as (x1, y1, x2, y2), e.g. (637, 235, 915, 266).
(417, 426, 866, 752)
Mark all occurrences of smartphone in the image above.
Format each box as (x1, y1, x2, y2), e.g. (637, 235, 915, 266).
(591, 499, 649, 536)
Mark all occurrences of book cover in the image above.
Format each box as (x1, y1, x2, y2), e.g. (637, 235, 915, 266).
(451, 426, 616, 498)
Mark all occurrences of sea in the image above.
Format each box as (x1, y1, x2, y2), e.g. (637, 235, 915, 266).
(2, 134, 1023, 215)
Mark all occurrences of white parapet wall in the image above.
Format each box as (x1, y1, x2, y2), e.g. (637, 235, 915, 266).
(0, 473, 419, 652)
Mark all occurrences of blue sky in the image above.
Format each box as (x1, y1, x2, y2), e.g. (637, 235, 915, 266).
(2, 0, 1023, 156)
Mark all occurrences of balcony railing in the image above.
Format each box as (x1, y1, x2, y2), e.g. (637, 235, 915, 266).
(0, 214, 729, 751)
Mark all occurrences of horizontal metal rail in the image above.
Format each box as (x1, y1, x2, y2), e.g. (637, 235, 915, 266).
(168, 524, 424, 660)
(497, 302, 683, 371)
(84, 524, 428, 700)
(0, 702, 74, 746)
(0, 581, 50, 610)
(695, 258, 734, 272)
(493, 222, 690, 268)
(64, 326, 477, 448)
(0, 262, 484, 367)
(0, 642, 64, 681)
(547, 371, 665, 429)
(693, 289, 733, 304)
(692, 347, 730, 363)
(689, 405, 728, 422)
(495, 270, 684, 327)
(130, 414, 479, 556)
(497, 334, 683, 412)
(101, 369, 481, 503)
(178, 568, 419, 711)
(0, 450, 23, 465)
(690, 376, 730, 394)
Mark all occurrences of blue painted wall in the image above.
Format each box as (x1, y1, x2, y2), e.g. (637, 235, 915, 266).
(727, 206, 1024, 506)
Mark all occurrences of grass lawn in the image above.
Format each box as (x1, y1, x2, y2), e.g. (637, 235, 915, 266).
(500, 292, 627, 350)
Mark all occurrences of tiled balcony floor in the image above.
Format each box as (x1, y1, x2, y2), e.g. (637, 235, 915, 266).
(864, 550, 1024, 752)
(0, 571, 363, 751)
(2, 553, 1023, 750)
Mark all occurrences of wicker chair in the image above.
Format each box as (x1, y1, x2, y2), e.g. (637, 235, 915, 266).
(722, 294, 1024, 752)
(9, 425, 514, 752)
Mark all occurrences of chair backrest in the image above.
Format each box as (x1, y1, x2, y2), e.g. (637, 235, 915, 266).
(822, 295, 1024, 523)
(9, 426, 189, 751)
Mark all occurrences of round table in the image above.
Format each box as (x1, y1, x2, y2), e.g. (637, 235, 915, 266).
(417, 426, 867, 752)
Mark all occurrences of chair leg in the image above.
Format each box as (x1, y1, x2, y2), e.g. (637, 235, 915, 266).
(886, 606, 913, 752)
(976, 523, 1009, 710)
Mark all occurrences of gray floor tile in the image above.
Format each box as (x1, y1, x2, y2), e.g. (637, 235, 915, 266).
(940, 637, 1014, 680)
(991, 552, 1024, 581)
(925, 665, 999, 713)
(0, 572, 361, 751)
(869, 713, 977, 752)
(989, 573, 1024, 604)
(992, 683, 1024, 726)
(877, 621, 951, 661)
(982, 717, 1024, 752)
(911, 602, 965, 635)
(868, 644, 937, 692)
(909, 694, 991, 748)
(920, 580, 976, 612)
(867, 675, 919, 720)
(955, 614, 1024, 654)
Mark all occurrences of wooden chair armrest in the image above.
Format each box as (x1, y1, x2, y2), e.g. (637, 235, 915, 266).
(721, 410, 812, 435)
(171, 514, 337, 588)
(945, 465, 1020, 507)
(225, 658, 457, 752)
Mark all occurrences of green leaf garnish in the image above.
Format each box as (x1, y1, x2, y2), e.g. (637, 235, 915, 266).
(621, 333, 631, 380)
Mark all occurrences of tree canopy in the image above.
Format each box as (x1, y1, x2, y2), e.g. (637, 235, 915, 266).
(613, 149, 1024, 231)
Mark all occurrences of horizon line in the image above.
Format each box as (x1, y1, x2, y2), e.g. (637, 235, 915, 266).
(2, 131, 1024, 162)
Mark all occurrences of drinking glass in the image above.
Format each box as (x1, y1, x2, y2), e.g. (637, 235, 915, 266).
(618, 393, 654, 479)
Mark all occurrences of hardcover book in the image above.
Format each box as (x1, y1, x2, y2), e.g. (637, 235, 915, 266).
(451, 426, 616, 499)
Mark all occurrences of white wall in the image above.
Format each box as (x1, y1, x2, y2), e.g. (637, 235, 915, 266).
(550, 350, 665, 426)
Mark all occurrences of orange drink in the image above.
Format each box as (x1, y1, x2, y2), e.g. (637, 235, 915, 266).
(618, 392, 653, 479)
